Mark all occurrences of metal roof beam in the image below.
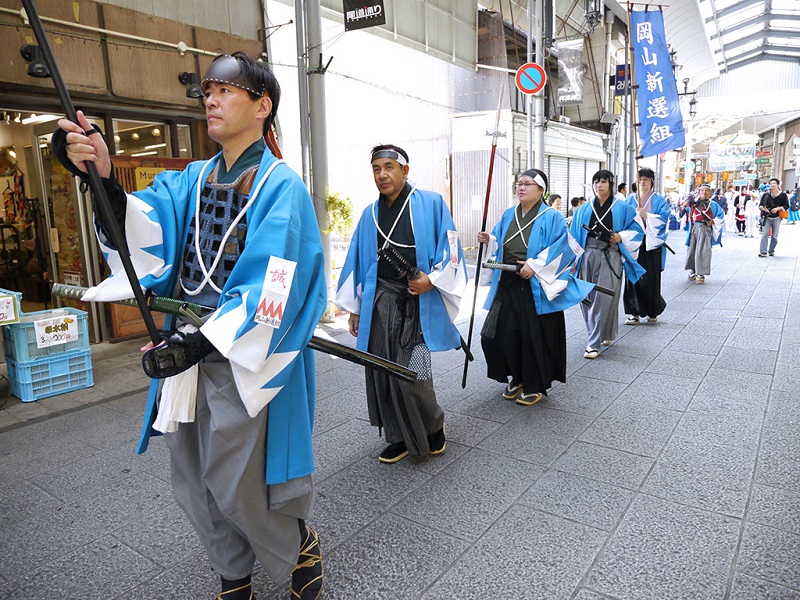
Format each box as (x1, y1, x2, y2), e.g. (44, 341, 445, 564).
(704, 0, 763, 24)
(725, 48, 800, 71)
(710, 13, 800, 41)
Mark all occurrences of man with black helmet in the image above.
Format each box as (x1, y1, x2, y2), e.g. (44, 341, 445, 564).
(53, 53, 325, 600)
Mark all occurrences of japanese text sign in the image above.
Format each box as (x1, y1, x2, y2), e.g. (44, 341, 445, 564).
(34, 314, 80, 348)
(630, 9, 685, 157)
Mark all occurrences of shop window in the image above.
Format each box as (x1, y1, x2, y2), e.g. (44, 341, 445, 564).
(176, 124, 192, 158)
(112, 119, 170, 158)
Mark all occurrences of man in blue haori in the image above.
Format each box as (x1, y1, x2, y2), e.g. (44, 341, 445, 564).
(335, 144, 468, 465)
(681, 183, 724, 284)
(477, 168, 593, 406)
(623, 167, 670, 325)
(53, 53, 324, 600)
(569, 169, 645, 359)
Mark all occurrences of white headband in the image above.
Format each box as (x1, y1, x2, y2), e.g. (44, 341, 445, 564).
(371, 149, 408, 166)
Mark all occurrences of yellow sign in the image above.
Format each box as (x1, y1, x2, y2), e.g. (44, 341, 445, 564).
(134, 168, 166, 191)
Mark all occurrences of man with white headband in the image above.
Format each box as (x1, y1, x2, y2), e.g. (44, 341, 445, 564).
(477, 168, 592, 405)
(336, 144, 468, 464)
(52, 52, 325, 600)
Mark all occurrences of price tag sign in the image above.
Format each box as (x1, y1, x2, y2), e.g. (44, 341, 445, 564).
(0, 294, 20, 325)
(34, 314, 80, 348)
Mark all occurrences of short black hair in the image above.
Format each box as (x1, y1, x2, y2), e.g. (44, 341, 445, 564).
(638, 167, 655, 181)
(230, 51, 281, 135)
(617, 182, 626, 192)
(593, 170, 615, 185)
(769, 177, 781, 185)
(370, 144, 409, 163)
(571, 197, 581, 207)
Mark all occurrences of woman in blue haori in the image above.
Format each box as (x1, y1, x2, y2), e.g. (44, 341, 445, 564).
(569, 169, 645, 359)
(477, 169, 593, 405)
(623, 167, 670, 325)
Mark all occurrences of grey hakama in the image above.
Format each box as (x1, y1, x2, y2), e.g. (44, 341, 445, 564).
(164, 351, 313, 583)
(366, 278, 444, 457)
(684, 222, 713, 276)
(579, 237, 624, 350)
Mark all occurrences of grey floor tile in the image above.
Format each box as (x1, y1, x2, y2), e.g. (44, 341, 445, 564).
(729, 573, 800, 599)
(586, 494, 740, 600)
(312, 419, 386, 483)
(543, 375, 621, 417)
(110, 503, 204, 569)
(614, 371, 699, 412)
(322, 512, 469, 600)
(682, 317, 737, 337)
(448, 384, 532, 423)
(578, 401, 681, 458)
(574, 590, 622, 600)
(517, 469, 634, 531)
(645, 349, 715, 379)
(423, 505, 606, 600)
(738, 523, 800, 590)
(438, 411, 502, 447)
(67, 471, 174, 530)
(695, 368, 772, 403)
(571, 352, 651, 384)
(756, 427, 800, 491)
(478, 406, 594, 466)
(688, 394, 766, 422)
(30, 441, 169, 503)
(764, 390, 800, 436)
(641, 436, 757, 516)
(313, 456, 431, 549)
(666, 332, 727, 356)
(715, 345, 778, 375)
(748, 484, 800, 536)
(2, 535, 159, 600)
(551, 441, 654, 490)
(392, 449, 543, 541)
(671, 408, 762, 450)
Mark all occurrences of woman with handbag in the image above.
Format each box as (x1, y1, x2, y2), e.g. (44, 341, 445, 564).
(758, 178, 790, 257)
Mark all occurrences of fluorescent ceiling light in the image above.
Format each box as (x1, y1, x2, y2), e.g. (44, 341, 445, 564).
(22, 113, 60, 126)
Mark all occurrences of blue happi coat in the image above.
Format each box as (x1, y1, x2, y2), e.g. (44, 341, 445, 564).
(480, 204, 594, 313)
(82, 148, 326, 485)
(625, 192, 672, 270)
(569, 197, 646, 284)
(682, 199, 724, 247)
(335, 188, 468, 352)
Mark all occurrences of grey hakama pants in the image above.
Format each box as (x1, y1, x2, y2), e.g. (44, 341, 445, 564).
(366, 278, 444, 457)
(164, 351, 313, 583)
(579, 237, 624, 350)
(684, 222, 712, 276)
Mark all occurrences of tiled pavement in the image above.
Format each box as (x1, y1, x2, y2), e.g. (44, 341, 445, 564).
(0, 224, 798, 599)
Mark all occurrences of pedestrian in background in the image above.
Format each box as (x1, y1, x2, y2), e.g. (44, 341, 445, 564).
(758, 177, 790, 257)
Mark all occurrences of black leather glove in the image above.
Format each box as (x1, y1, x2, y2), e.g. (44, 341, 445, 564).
(141, 330, 216, 379)
(51, 124, 104, 181)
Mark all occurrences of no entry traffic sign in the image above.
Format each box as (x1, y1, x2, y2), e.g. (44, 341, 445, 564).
(515, 62, 547, 95)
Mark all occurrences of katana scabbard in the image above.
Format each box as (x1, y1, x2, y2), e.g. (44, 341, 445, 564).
(52, 283, 418, 384)
(22, 0, 161, 345)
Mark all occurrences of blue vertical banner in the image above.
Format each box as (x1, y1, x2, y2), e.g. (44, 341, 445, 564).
(629, 9, 685, 157)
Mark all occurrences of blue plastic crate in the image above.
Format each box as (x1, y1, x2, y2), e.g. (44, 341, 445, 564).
(6, 349, 94, 402)
(2, 307, 89, 362)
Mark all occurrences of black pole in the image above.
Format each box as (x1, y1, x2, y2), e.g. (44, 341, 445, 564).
(21, 0, 161, 345)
